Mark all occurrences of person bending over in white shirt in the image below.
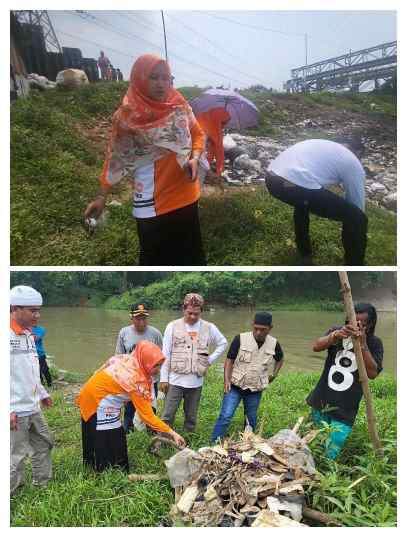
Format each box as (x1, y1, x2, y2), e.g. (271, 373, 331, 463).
(159, 293, 227, 432)
(266, 137, 367, 265)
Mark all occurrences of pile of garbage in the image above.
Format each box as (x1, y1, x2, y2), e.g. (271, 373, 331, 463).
(165, 422, 321, 527)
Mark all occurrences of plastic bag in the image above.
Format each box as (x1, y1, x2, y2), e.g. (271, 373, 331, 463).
(267, 429, 316, 475)
(223, 133, 237, 151)
(165, 448, 203, 487)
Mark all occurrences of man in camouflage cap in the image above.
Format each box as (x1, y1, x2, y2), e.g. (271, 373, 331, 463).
(159, 293, 227, 432)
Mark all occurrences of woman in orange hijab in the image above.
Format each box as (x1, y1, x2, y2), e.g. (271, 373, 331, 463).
(76, 340, 185, 472)
(84, 54, 207, 266)
(196, 107, 231, 175)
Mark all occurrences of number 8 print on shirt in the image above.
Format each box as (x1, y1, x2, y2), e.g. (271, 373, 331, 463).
(327, 337, 358, 392)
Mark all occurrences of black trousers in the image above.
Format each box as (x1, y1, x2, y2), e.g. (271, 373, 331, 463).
(81, 415, 129, 472)
(124, 382, 158, 433)
(136, 201, 206, 266)
(265, 173, 367, 265)
(38, 354, 52, 387)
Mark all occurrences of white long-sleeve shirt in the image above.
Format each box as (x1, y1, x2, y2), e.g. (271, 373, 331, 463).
(160, 319, 227, 388)
(10, 322, 49, 416)
(268, 139, 366, 211)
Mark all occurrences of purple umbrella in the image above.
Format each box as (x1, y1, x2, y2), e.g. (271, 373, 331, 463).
(190, 89, 259, 129)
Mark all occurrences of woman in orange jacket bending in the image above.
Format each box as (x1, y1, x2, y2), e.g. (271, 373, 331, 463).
(76, 340, 185, 472)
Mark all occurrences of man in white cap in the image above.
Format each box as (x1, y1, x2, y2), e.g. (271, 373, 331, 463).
(159, 293, 227, 433)
(10, 285, 53, 496)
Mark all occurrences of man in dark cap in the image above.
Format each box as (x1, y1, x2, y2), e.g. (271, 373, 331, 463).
(211, 312, 284, 443)
(115, 303, 162, 433)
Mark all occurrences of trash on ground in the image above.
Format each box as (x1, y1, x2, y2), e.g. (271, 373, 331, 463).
(165, 419, 321, 527)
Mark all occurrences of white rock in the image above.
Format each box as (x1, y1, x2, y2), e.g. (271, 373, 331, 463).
(233, 154, 262, 172)
(382, 192, 397, 211)
(369, 182, 388, 194)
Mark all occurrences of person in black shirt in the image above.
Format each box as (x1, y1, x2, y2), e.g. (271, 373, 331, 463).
(307, 303, 383, 460)
(211, 312, 284, 443)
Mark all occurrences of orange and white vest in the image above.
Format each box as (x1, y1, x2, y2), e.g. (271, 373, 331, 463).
(10, 324, 49, 414)
(170, 318, 211, 377)
(231, 332, 277, 392)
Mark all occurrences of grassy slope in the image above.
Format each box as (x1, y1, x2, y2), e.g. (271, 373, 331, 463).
(10, 370, 396, 527)
(11, 84, 396, 266)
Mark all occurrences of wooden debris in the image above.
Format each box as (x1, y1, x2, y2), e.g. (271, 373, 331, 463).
(165, 422, 321, 527)
(271, 451, 290, 467)
(128, 473, 165, 482)
(301, 429, 321, 445)
(254, 442, 274, 456)
(292, 416, 305, 434)
(252, 510, 307, 527)
(302, 506, 342, 527)
(176, 483, 199, 514)
(204, 485, 218, 502)
(210, 446, 228, 457)
(279, 482, 305, 495)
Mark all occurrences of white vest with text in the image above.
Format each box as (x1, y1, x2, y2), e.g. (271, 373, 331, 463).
(170, 318, 211, 377)
(231, 332, 277, 392)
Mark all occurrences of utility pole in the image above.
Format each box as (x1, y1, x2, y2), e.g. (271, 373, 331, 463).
(161, 10, 168, 62)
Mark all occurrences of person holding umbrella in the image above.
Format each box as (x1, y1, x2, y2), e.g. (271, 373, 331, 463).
(195, 107, 231, 175)
(84, 54, 207, 265)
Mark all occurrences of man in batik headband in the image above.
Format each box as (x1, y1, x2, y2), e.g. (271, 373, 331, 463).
(159, 293, 227, 432)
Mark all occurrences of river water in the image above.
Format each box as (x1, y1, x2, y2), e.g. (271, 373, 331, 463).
(38, 307, 396, 377)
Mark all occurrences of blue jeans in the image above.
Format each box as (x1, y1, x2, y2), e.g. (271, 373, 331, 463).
(311, 409, 353, 460)
(211, 385, 262, 443)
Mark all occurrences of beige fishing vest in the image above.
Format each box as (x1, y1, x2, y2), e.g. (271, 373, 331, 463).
(231, 332, 277, 392)
(170, 318, 211, 377)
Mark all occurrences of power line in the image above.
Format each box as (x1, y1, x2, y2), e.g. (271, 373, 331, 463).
(166, 13, 266, 79)
(197, 11, 306, 38)
(120, 11, 269, 86)
(54, 28, 136, 60)
(74, 10, 251, 86)
(53, 26, 214, 85)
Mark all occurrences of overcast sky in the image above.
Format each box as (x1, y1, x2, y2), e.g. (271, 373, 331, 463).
(48, 10, 397, 90)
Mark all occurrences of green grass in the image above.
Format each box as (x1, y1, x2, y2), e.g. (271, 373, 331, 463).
(10, 370, 396, 527)
(11, 84, 396, 266)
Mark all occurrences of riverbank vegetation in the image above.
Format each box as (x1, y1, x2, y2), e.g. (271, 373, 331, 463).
(10, 271, 389, 310)
(11, 83, 396, 266)
(10, 370, 396, 527)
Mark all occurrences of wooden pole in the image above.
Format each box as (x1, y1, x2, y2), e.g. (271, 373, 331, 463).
(338, 271, 383, 455)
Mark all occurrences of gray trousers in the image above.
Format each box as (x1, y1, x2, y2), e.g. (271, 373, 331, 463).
(10, 412, 53, 495)
(161, 385, 202, 432)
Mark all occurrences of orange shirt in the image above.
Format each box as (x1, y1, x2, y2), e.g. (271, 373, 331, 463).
(101, 120, 205, 218)
(76, 370, 171, 434)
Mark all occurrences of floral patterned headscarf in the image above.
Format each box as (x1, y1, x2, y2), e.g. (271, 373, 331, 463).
(101, 340, 165, 400)
(100, 54, 197, 189)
